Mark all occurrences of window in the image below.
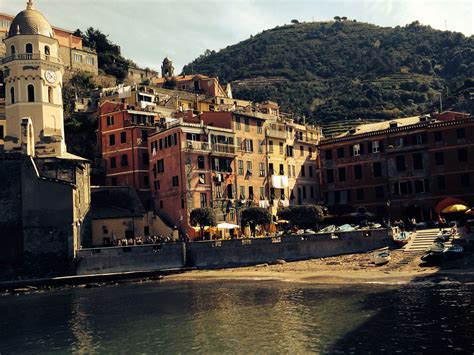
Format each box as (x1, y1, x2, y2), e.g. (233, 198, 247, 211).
(198, 173, 205, 185)
(286, 145, 294, 157)
(235, 117, 241, 130)
(27, 84, 34, 102)
(259, 187, 265, 200)
(302, 186, 307, 199)
(257, 121, 262, 133)
(288, 164, 292, 178)
(458, 149, 468, 162)
(461, 173, 470, 187)
(292, 165, 296, 177)
(245, 139, 253, 152)
(258, 140, 263, 154)
(120, 132, 127, 144)
(172, 176, 179, 187)
(414, 180, 428, 193)
(356, 188, 364, 201)
(154, 180, 160, 190)
(354, 164, 363, 180)
(394, 137, 404, 147)
(375, 186, 384, 198)
(144, 176, 149, 186)
(238, 160, 244, 175)
(110, 157, 116, 168)
(48, 87, 53, 103)
(106, 115, 114, 126)
(309, 166, 313, 177)
(157, 159, 164, 173)
(301, 165, 306, 177)
(73, 53, 83, 62)
(415, 133, 427, 145)
(396, 155, 406, 172)
(44, 45, 50, 55)
(269, 163, 274, 175)
(338, 167, 346, 182)
(300, 145, 304, 157)
(434, 131, 443, 142)
(109, 134, 115, 146)
(239, 186, 245, 199)
(246, 161, 253, 175)
(142, 152, 149, 166)
(259, 162, 265, 176)
(10, 87, 14, 104)
(270, 188, 275, 200)
(435, 152, 444, 165)
(457, 128, 465, 139)
(0, 125, 3, 140)
(268, 141, 274, 153)
(10, 45, 15, 55)
(310, 186, 315, 199)
(337, 147, 345, 158)
(200, 193, 207, 208)
(413, 153, 423, 170)
(279, 142, 284, 154)
(227, 185, 234, 199)
(248, 186, 254, 200)
(198, 156, 205, 169)
(111, 177, 117, 186)
(216, 185, 223, 199)
(326, 169, 334, 183)
(372, 140, 380, 153)
(353, 144, 361, 156)
(279, 164, 284, 175)
(325, 150, 333, 160)
(25, 43, 33, 54)
(244, 118, 250, 132)
(121, 154, 128, 167)
(393, 181, 412, 195)
(86, 56, 94, 65)
(437, 176, 446, 190)
(160, 200, 164, 209)
(373, 162, 382, 177)
(309, 147, 313, 158)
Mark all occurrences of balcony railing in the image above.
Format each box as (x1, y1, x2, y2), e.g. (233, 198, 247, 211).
(186, 140, 210, 151)
(267, 129, 287, 139)
(1, 53, 63, 65)
(212, 143, 236, 155)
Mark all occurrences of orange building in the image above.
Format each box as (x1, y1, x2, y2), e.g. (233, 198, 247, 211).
(98, 101, 158, 205)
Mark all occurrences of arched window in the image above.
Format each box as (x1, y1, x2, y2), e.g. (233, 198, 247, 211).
(44, 45, 50, 56)
(25, 43, 33, 54)
(27, 84, 35, 102)
(10, 45, 15, 55)
(48, 87, 53, 103)
(10, 86, 15, 104)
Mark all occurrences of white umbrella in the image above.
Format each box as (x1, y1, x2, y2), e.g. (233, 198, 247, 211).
(217, 222, 240, 229)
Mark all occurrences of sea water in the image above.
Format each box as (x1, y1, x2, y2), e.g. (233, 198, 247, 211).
(0, 280, 473, 353)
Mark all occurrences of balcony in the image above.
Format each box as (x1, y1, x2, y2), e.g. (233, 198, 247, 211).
(185, 140, 210, 152)
(1, 53, 63, 65)
(267, 129, 287, 140)
(212, 143, 236, 156)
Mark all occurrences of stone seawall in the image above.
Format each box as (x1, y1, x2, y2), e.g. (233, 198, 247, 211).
(74, 229, 392, 275)
(75, 243, 186, 275)
(187, 229, 393, 268)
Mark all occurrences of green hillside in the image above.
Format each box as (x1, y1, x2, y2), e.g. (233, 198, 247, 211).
(183, 20, 474, 125)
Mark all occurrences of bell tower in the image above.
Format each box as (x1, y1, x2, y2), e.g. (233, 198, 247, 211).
(2, 0, 66, 156)
(161, 57, 174, 79)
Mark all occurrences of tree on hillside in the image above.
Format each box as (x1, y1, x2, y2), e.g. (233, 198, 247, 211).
(190, 208, 216, 240)
(241, 207, 272, 237)
(291, 19, 300, 24)
(278, 205, 324, 231)
(62, 71, 96, 117)
(334, 16, 341, 22)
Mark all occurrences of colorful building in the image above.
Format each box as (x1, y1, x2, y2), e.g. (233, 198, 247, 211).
(319, 111, 474, 220)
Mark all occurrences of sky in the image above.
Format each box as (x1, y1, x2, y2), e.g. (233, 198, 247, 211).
(3, 0, 473, 72)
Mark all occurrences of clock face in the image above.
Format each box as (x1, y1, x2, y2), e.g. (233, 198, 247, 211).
(45, 70, 57, 84)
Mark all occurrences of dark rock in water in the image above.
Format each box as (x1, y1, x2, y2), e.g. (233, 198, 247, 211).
(269, 259, 286, 265)
(13, 288, 30, 293)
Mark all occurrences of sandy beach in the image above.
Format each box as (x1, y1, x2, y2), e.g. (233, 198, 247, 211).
(165, 249, 474, 285)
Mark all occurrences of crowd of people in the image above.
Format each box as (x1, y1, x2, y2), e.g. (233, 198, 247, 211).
(110, 235, 173, 247)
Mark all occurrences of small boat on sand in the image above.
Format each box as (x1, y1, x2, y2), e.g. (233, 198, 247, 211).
(427, 242, 444, 253)
(393, 231, 412, 246)
(319, 225, 336, 233)
(371, 250, 391, 265)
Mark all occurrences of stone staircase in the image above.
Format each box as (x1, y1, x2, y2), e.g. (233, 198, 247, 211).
(403, 228, 452, 253)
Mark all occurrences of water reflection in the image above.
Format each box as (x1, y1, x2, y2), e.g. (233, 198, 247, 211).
(0, 281, 472, 353)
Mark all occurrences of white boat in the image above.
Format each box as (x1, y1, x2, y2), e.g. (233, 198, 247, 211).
(371, 250, 391, 265)
(393, 231, 412, 245)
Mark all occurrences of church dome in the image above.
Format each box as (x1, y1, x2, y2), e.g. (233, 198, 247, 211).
(8, 3, 54, 38)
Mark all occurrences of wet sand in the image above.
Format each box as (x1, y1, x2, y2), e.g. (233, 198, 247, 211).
(165, 249, 474, 285)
